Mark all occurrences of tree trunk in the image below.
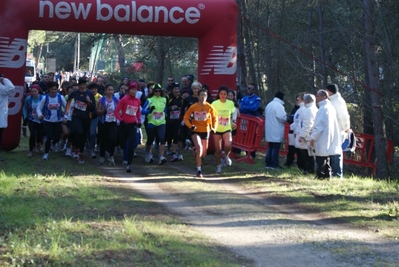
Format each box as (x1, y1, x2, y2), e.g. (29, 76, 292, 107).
(157, 36, 165, 84)
(114, 34, 125, 74)
(317, 4, 328, 87)
(363, 0, 389, 179)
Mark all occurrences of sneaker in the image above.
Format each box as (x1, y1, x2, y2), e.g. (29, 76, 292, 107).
(99, 157, 105, 165)
(216, 165, 222, 174)
(145, 152, 153, 163)
(27, 151, 33, 157)
(196, 170, 203, 178)
(224, 156, 232, 166)
(159, 156, 167, 165)
(178, 155, 183, 161)
(78, 154, 84, 164)
(52, 143, 59, 153)
(166, 149, 171, 156)
(42, 153, 48, 160)
(90, 151, 97, 159)
(122, 160, 128, 165)
(221, 157, 227, 167)
(108, 156, 115, 166)
(170, 154, 178, 162)
(65, 148, 72, 157)
(72, 151, 79, 159)
(126, 165, 132, 173)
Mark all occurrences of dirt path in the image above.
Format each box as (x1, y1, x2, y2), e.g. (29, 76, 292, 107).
(97, 156, 399, 267)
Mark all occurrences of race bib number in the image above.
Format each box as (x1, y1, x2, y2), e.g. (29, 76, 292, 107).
(170, 110, 180, 120)
(75, 100, 87, 111)
(152, 111, 163, 120)
(125, 105, 138, 116)
(48, 103, 60, 110)
(194, 111, 207, 121)
(105, 110, 116, 122)
(218, 116, 229, 126)
(32, 110, 38, 119)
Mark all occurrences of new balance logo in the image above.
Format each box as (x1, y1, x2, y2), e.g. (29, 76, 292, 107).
(0, 37, 27, 68)
(200, 46, 237, 75)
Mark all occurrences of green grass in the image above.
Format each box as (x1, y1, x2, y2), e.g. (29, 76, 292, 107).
(0, 139, 251, 267)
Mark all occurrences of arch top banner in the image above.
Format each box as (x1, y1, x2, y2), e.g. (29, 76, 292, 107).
(0, 0, 238, 150)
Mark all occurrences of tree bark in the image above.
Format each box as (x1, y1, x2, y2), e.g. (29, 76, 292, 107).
(363, 0, 389, 179)
(114, 34, 125, 74)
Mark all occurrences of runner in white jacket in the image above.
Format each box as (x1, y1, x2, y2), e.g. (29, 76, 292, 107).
(0, 75, 15, 155)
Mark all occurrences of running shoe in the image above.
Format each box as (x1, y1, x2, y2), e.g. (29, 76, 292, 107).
(178, 155, 184, 161)
(72, 151, 79, 159)
(108, 156, 115, 166)
(122, 160, 128, 165)
(90, 151, 97, 159)
(216, 165, 222, 174)
(196, 170, 203, 178)
(99, 157, 105, 165)
(159, 156, 167, 165)
(224, 156, 232, 166)
(65, 148, 72, 157)
(27, 151, 33, 158)
(126, 165, 132, 173)
(170, 154, 178, 162)
(145, 152, 153, 163)
(52, 143, 59, 153)
(42, 153, 49, 160)
(78, 154, 84, 164)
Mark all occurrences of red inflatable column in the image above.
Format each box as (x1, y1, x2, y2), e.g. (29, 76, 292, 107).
(0, 1, 28, 151)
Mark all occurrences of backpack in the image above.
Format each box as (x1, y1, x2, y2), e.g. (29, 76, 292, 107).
(342, 129, 356, 152)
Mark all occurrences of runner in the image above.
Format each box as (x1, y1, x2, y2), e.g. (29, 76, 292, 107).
(212, 86, 236, 173)
(115, 81, 141, 173)
(183, 89, 217, 178)
(97, 84, 119, 166)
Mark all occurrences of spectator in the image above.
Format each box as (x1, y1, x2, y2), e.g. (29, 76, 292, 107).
(239, 83, 261, 116)
(165, 76, 175, 92)
(289, 93, 306, 170)
(310, 90, 342, 179)
(0, 74, 15, 158)
(264, 91, 287, 169)
(325, 84, 350, 178)
(296, 94, 318, 174)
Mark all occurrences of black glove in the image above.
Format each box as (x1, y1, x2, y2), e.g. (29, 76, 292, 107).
(137, 123, 141, 128)
(150, 106, 156, 112)
(191, 125, 197, 130)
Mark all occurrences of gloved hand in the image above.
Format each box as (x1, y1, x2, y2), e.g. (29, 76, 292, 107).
(191, 125, 197, 131)
(150, 106, 156, 112)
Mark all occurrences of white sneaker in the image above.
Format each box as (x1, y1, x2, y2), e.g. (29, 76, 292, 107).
(170, 154, 178, 162)
(65, 148, 72, 157)
(72, 151, 79, 159)
(224, 156, 232, 166)
(178, 155, 183, 161)
(99, 157, 105, 165)
(108, 156, 115, 166)
(52, 143, 59, 153)
(159, 156, 167, 165)
(42, 153, 49, 160)
(145, 152, 153, 163)
(216, 165, 222, 174)
(122, 160, 128, 165)
(90, 151, 97, 159)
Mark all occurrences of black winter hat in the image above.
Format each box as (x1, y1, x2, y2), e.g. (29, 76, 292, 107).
(172, 82, 180, 89)
(275, 91, 285, 101)
(326, 84, 339, 94)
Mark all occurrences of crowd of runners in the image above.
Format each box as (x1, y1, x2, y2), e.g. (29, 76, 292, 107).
(23, 74, 239, 178)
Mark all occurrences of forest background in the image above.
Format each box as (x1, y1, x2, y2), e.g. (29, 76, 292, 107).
(26, 0, 399, 179)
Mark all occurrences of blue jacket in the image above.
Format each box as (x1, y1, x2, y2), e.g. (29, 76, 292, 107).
(239, 94, 261, 116)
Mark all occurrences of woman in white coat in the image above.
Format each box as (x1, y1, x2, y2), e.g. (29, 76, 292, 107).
(290, 93, 305, 170)
(0, 74, 15, 154)
(296, 94, 318, 174)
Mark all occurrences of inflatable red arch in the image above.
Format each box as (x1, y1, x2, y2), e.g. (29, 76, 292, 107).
(0, 0, 238, 151)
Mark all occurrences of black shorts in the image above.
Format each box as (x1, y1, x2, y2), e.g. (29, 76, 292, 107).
(191, 131, 209, 140)
(214, 130, 231, 136)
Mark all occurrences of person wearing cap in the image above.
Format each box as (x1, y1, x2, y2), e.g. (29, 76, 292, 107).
(325, 83, 350, 179)
(23, 84, 44, 157)
(142, 83, 168, 165)
(166, 82, 185, 162)
(0, 74, 15, 156)
(64, 77, 96, 164)
(264, 91, 287, 170)
(115, 81, 142, 173)
(309, 90, 342, 179)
